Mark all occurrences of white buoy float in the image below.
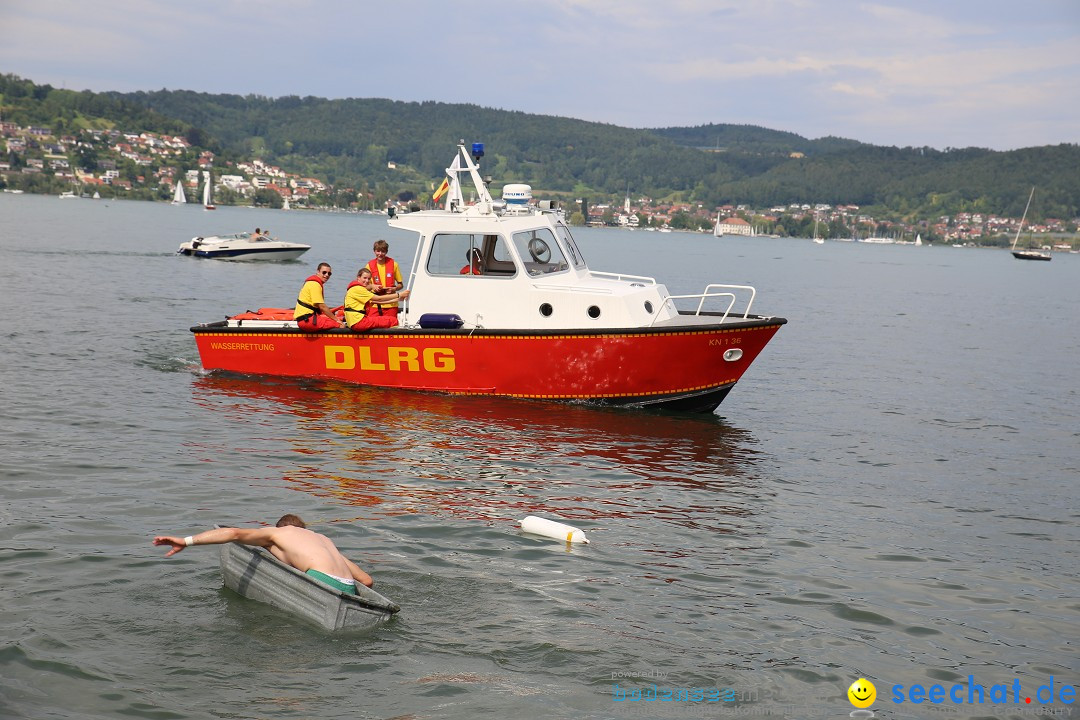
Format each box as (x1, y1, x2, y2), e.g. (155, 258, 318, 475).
(519, 515, 589, 544)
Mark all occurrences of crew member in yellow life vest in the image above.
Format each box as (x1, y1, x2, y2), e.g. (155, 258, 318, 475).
(343, 267, 410, 331)
(294, 262, 344, 332)
(366, 239, 404, 322)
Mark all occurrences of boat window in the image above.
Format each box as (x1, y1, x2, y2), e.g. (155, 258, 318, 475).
(556, 224, 587, 269)
(426, 233, 516, 277)
(511, 228, 569, 276)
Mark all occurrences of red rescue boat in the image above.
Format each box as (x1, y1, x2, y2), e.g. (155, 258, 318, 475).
(191, 143, 786, 413)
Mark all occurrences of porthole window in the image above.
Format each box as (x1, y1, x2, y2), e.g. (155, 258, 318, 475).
(539, 303, 553, 317)
(723, 348, 743, 362)
(644, 301, 653, 314)
(587, 305, 601, 319)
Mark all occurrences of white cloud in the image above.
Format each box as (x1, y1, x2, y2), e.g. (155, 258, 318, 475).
(0, 0, 1077, 149)
(830, 82, 884, 100)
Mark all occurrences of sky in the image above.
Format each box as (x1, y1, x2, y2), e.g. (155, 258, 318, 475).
(2, 0, 1078, 151)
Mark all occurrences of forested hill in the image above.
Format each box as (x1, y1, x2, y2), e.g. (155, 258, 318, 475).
(114, 89, 1080, 219)
(649, 123, 866, 155)
(2, 74, 1078, 220)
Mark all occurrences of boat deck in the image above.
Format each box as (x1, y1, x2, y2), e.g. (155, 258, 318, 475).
(651, 312, 784, 329)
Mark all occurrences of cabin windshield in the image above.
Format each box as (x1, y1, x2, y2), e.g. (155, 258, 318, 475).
(556, 223, 587, 269)
(426, 233, 516, 277)
(511, 228, 569, 276)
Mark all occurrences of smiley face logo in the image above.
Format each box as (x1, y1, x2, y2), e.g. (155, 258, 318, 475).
(847, 678, 876, 708)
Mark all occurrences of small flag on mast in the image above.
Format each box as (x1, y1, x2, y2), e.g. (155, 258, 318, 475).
(433, 150, 463, 205)
(432, 177, 450, 203)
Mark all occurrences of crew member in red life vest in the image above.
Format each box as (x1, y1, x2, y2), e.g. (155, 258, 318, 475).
(343, 267, 411, 331)
(366, 239, 404, 322)
(294, 262, 344, 332)
(460, 247, 483, 275)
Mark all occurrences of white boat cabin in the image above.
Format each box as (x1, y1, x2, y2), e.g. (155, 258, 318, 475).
(390, 143, 733, 331)
(225, 142, 759, 330)
(392, 208, 682, 330)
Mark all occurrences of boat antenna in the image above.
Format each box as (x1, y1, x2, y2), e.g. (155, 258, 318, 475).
(453, 141, 493, 212)
(1011, 186, 1035, 251)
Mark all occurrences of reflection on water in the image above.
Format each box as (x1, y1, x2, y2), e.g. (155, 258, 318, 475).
(189, 374, 766, 531)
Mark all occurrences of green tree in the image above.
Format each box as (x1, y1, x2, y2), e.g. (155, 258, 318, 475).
(669, 211, 693, 229)
(252, 187, 283, 208)
(76, 145, 99, 171)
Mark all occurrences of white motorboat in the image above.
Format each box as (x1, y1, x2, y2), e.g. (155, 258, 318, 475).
(177, 232, 310, 261)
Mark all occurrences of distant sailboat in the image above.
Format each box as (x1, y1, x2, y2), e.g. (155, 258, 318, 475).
(915, 233, 923, 246)
(1010, 187, 1050, 261)
(202, 170, 215, 210)
(812, 214, 824, 244)
(172, 178, 187, 205)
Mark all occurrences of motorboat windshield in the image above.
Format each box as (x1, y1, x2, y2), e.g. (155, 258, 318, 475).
(511, 227, 570, 276)
(555, 223, 588, 270)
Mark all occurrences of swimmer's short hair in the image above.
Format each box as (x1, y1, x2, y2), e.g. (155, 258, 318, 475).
(276, 514, 306, 528)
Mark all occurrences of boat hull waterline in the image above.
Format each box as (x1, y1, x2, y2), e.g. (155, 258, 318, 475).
(179, 245, 310, 261)
(1011, 250, 1052, 262)
(219, 540, 399, 631)
(192, 315, 785, 412)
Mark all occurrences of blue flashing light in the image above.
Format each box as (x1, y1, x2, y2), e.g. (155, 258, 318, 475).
(471, 143, 485, 161)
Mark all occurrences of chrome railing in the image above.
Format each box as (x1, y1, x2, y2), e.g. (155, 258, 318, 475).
(650, 284, 757, 327)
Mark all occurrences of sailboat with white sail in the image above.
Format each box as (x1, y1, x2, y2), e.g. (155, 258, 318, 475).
(202, 170, 215, 210)
(172, 178, 187, 205)
(1010, 187, 1050, 261)
(812, 214, 824, 244)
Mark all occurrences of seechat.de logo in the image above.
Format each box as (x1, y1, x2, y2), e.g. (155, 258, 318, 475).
(847, 678, 877, 717)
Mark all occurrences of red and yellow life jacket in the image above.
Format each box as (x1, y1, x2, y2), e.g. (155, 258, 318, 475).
(293, 275, 326, 321)
(343, 279, 381, 325)
(367, 258, 399, 292)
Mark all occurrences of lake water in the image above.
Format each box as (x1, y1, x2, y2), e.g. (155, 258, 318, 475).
(1, 194, 1077, 720)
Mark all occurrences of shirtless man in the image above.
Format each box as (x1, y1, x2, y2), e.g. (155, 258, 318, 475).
(153, 514, 372, 594)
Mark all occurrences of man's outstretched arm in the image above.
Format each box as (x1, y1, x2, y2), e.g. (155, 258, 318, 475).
(153, 527, 276, 557)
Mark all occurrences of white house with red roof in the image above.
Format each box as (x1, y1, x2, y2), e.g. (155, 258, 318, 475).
(714, 215, 753, 237)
